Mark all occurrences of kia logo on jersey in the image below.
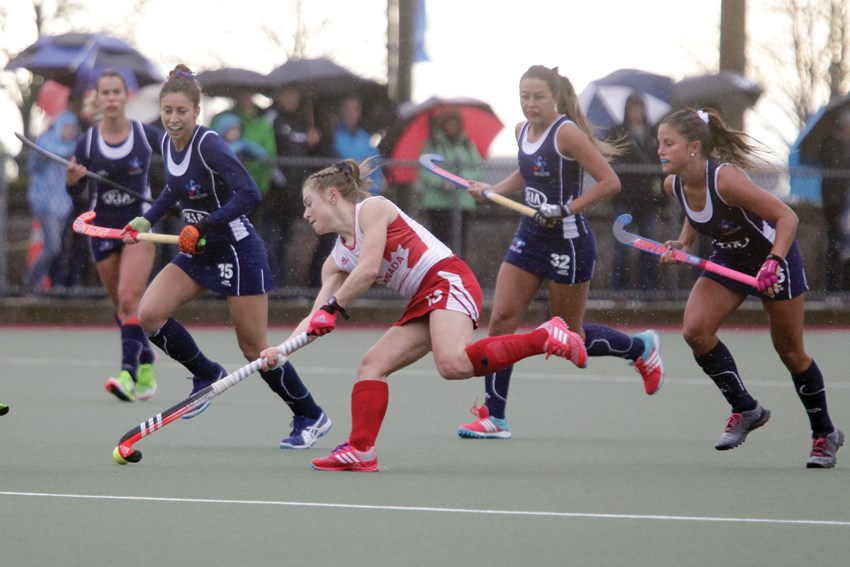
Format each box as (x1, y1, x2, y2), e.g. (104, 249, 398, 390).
(101, 189, 135, 206)
(524, 187, 547, 207)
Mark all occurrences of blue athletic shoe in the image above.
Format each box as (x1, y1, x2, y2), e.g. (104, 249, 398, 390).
(280, 412, 332, 449)
(182, 363, 227, 420)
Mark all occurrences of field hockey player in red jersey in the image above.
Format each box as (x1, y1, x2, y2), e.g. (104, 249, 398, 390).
(456, 65, 664, 441)
(658, 108, 842, 468)
(259, 158, 587, 472)
(122, 65, 331, 449)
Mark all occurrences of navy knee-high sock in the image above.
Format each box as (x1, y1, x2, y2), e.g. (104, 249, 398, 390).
(694, 340, 756, 412)
(259, 360, 322, 419)
(120, 323, 146, 380)
(146, 318, 221, 379)
(483, 366, 513, 420)
(583, 324, 643, 360)
(791, 359, 834, 435)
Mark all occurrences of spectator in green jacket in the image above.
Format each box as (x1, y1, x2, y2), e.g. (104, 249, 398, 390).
(210, 87, 277, 198)
(419, 109, 484, 256)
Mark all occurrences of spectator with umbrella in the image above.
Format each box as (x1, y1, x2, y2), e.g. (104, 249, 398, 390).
(818, 109, 850, 292)
(262, 85, 324, 286)
(418, 108, 484, 256)
(606, 93, 665, 293)
(23, 92, 82, 294)
(209, 87, 277, 203)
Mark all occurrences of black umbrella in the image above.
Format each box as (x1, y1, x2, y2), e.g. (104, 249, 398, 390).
(196, 67, 274, 98)
(672, 70, 763, 115)
(266, 57, 395, 133)
(5, 32, 163, 92)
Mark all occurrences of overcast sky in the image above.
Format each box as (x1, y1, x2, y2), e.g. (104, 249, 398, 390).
(2, 0, 813, 158)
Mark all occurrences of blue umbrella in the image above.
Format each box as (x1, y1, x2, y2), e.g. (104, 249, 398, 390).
(5, 32, 163, 92)
(578, 68, 674, 137)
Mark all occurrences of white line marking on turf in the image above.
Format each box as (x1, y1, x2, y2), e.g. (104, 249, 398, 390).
(1, 491, 849, 526)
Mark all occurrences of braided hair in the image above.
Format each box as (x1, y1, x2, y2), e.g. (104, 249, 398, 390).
(305, 157, 377, 202)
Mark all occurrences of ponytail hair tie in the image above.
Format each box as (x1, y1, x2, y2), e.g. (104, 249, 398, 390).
(697, 109, 710, 124)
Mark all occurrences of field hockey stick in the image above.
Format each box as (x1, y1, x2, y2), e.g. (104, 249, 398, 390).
(15, 131, 155, 204)
(113, 332, 317, 465)
(73, 211, 179, 244)
(613, 213, 759, 288)
(419, 153, 537, 217)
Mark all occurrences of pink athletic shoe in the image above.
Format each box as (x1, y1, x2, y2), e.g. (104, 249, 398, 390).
(457, 403, 511, 439)
(311, 441, 378, 472)
(538, 317, 587, 368)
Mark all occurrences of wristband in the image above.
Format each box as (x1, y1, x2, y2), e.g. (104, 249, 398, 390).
(561, 203, 574, 217)
(322, 295, 350, 320)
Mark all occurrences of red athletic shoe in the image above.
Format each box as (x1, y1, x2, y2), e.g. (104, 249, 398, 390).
(311, 441, 379, 472)
(631, 330, 664, 395)
(538, 317, 587, 368)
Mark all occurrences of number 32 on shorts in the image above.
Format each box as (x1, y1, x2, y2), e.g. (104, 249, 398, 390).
(549, 253, 571, 271)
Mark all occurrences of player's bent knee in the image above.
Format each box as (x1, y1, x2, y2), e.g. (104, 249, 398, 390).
(434, 357, 473, 381)
(682, 326, 709, 350)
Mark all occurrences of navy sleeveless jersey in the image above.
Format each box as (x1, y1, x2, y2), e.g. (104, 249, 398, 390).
(504, 116, 596, 283)
(673, 157, 808, 299)
(72, 120, 162, 227)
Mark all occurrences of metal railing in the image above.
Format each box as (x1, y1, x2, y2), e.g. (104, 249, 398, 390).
(2, 152, 850, 303)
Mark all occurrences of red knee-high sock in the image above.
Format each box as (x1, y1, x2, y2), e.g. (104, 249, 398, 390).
(348, 380, 389, 451)
(464, 329, 548, 376)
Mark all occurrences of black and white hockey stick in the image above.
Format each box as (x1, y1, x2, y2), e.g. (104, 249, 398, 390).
(112, 332, 316, 465)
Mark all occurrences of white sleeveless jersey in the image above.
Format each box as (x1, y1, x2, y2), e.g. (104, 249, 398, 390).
(331, 196, 453, 298)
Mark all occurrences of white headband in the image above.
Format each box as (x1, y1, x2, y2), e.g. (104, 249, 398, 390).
(697, 110, 709, 124)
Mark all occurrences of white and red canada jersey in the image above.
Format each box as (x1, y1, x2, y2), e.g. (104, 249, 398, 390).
(331, 196, 453, 298)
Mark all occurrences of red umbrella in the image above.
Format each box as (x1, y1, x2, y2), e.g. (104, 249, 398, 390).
(379, 96, 503, 184)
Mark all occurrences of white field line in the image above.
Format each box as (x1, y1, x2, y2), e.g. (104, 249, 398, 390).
(1, 491, 849, 527)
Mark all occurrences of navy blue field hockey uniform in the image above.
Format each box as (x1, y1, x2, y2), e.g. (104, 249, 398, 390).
(69, 120, 162, 262)
(673, 158, 808, 299)
(143, 126, 272, 296)
(506, 116, 596, 283)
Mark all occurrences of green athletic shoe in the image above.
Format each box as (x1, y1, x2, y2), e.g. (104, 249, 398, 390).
(0, 403, 9, 416)
(135, 363, 157, 401)
(105, 370, 136, 402)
